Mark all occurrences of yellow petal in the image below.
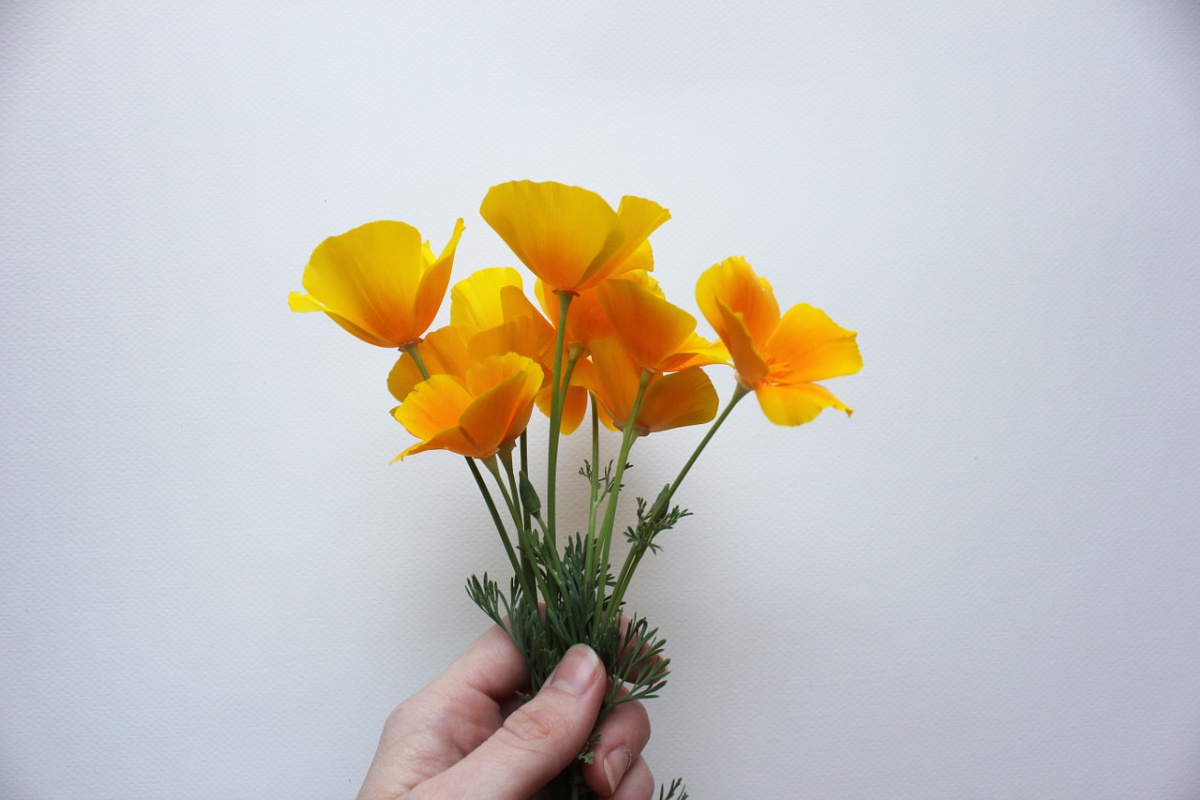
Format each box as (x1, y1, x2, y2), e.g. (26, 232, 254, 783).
(481, 181, 623, 292)
(412, 219, 465, 338)
(392, 374, 473, 441)
(754, 381, 852, 426)
(695, 256, 780, 344)
(658, 331, 730, 372)
(558, 384, 589, 435)
(460, 356, 544, 455)
(763, 303, 862, 382)
(451, 267, 525, 336)
(596, 279, 696, 371)
(386, 326, 470, 402)
(636, 367, 718, 432)
(577, 195, 670, 290)
(536, 279, 613, 348)
(586, 337, 643, 427)
(394, 426, 481, 461)
(716, 300, 769, 387)
(295, 220, 455, 347)
(468, 315, 552, 372)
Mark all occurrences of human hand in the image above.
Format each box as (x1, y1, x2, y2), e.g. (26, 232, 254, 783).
(357, 625, 655, 799)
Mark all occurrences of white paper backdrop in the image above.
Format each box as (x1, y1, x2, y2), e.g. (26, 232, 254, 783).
(3, 2, 1199, 797)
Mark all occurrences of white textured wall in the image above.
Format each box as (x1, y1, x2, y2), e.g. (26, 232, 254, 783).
(3, 2, 1199, 797)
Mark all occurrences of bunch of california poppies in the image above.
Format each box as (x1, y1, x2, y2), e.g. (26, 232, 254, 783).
(291, 180, 861, 799)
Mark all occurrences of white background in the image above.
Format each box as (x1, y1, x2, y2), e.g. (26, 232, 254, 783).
(3, 2, 1199, 797)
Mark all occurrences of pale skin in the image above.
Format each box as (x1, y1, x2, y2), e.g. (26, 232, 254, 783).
(358, 626, 655, 800)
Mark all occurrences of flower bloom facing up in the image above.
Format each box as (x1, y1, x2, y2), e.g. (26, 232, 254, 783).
(480, 180, 669, 294)
(696, 256, 862, 426)
(392, 352, 544, 460)
(289, 219, 465, 347)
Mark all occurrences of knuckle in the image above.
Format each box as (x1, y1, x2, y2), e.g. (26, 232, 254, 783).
(497, 703, 569, 754)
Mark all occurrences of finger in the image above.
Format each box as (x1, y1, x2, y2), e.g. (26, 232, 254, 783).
(358, 625, 527, 798)
(610, 755, 655, 800)
(431, 623, 528, 703)
(412, 644, 606, 800)
(582, 698, 651, 796)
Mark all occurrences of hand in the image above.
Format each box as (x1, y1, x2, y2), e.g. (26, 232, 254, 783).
(357, 625, 655, 799)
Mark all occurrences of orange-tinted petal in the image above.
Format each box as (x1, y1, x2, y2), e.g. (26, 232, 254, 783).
(576, 195, 670, 290)
(412, 219, 465, 337)
(460, 355, 544, 453)
(481, 181, 623, 292)
(558, 384, 588, 435)
(392, 374, 473, 441)
(596, 279, 696, 371)
(754, 381, 852, 426)
(716, 301, 769, 387)
(658, 331, 730, 372)
(394, 426, 480, 461)
(695, 256, 780, 344)
(763, 303, 862, 383)
(468, 315, 548, 368)
(386, 326, 469, 402)
(292, 219, 462, 347)
(586, 337, 643, 428)
(636, 367, 718, 432)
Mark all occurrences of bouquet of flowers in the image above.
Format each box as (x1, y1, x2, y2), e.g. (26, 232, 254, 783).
(290, 180, 862, 798)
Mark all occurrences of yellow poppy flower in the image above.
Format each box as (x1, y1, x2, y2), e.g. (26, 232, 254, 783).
(594, 278, 725, 373)
(532, 268, 659, 350)
(289, 219, 465, 347)
(386, 325, 470, 403)
(392, 353, 544, 460)
(584, 338, 718, 436)
(448, 268, 588, 434)
(480, 180, 669, 294)
(696, 256, 862, 426)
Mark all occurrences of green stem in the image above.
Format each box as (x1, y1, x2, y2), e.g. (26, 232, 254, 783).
(545, 291, 574, 548)
(595, 369, 652, 624)
(484, 456, 564, 629)
(519, 432, 531, 535)
(606, 383, 750, 619)
(583, 395, 602, 612)
(466, 457, 524, 584)
(664, 383, 750, 510)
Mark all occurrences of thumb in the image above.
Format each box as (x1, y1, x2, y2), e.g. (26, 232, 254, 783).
(413, 644, 606, 800)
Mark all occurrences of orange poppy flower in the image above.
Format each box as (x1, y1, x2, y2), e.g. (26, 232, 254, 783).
(392, 352, 544, 460)
(480, 180, 669, 294)
(593, 277, 726, 373)
(583, 337, 718, 436)
(696, 256, 862, 426)
(289, 219, 464, 347)
(389, 268, 589, 434)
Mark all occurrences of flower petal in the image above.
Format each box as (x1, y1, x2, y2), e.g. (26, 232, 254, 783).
(386, 326, 470, 402)
(754, 381, 853, 426)
(451, 267, 524, 336)
(296, 221, 426, 346)
(596, 279, 696, 371)
(411, 219, 465, 338)
(392, 374, 473, 442)
(460, 355, 544, 454)
(577, 195, 670, 290)
(585, 337, 643, 427)
(481, 181, 623, 292)
(716, 300, 769, 387)
(636, 367, 718, 432)
(763, 303, 863, 382)
(394, 426, 481, 461)
(695, 256, 780, 344)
